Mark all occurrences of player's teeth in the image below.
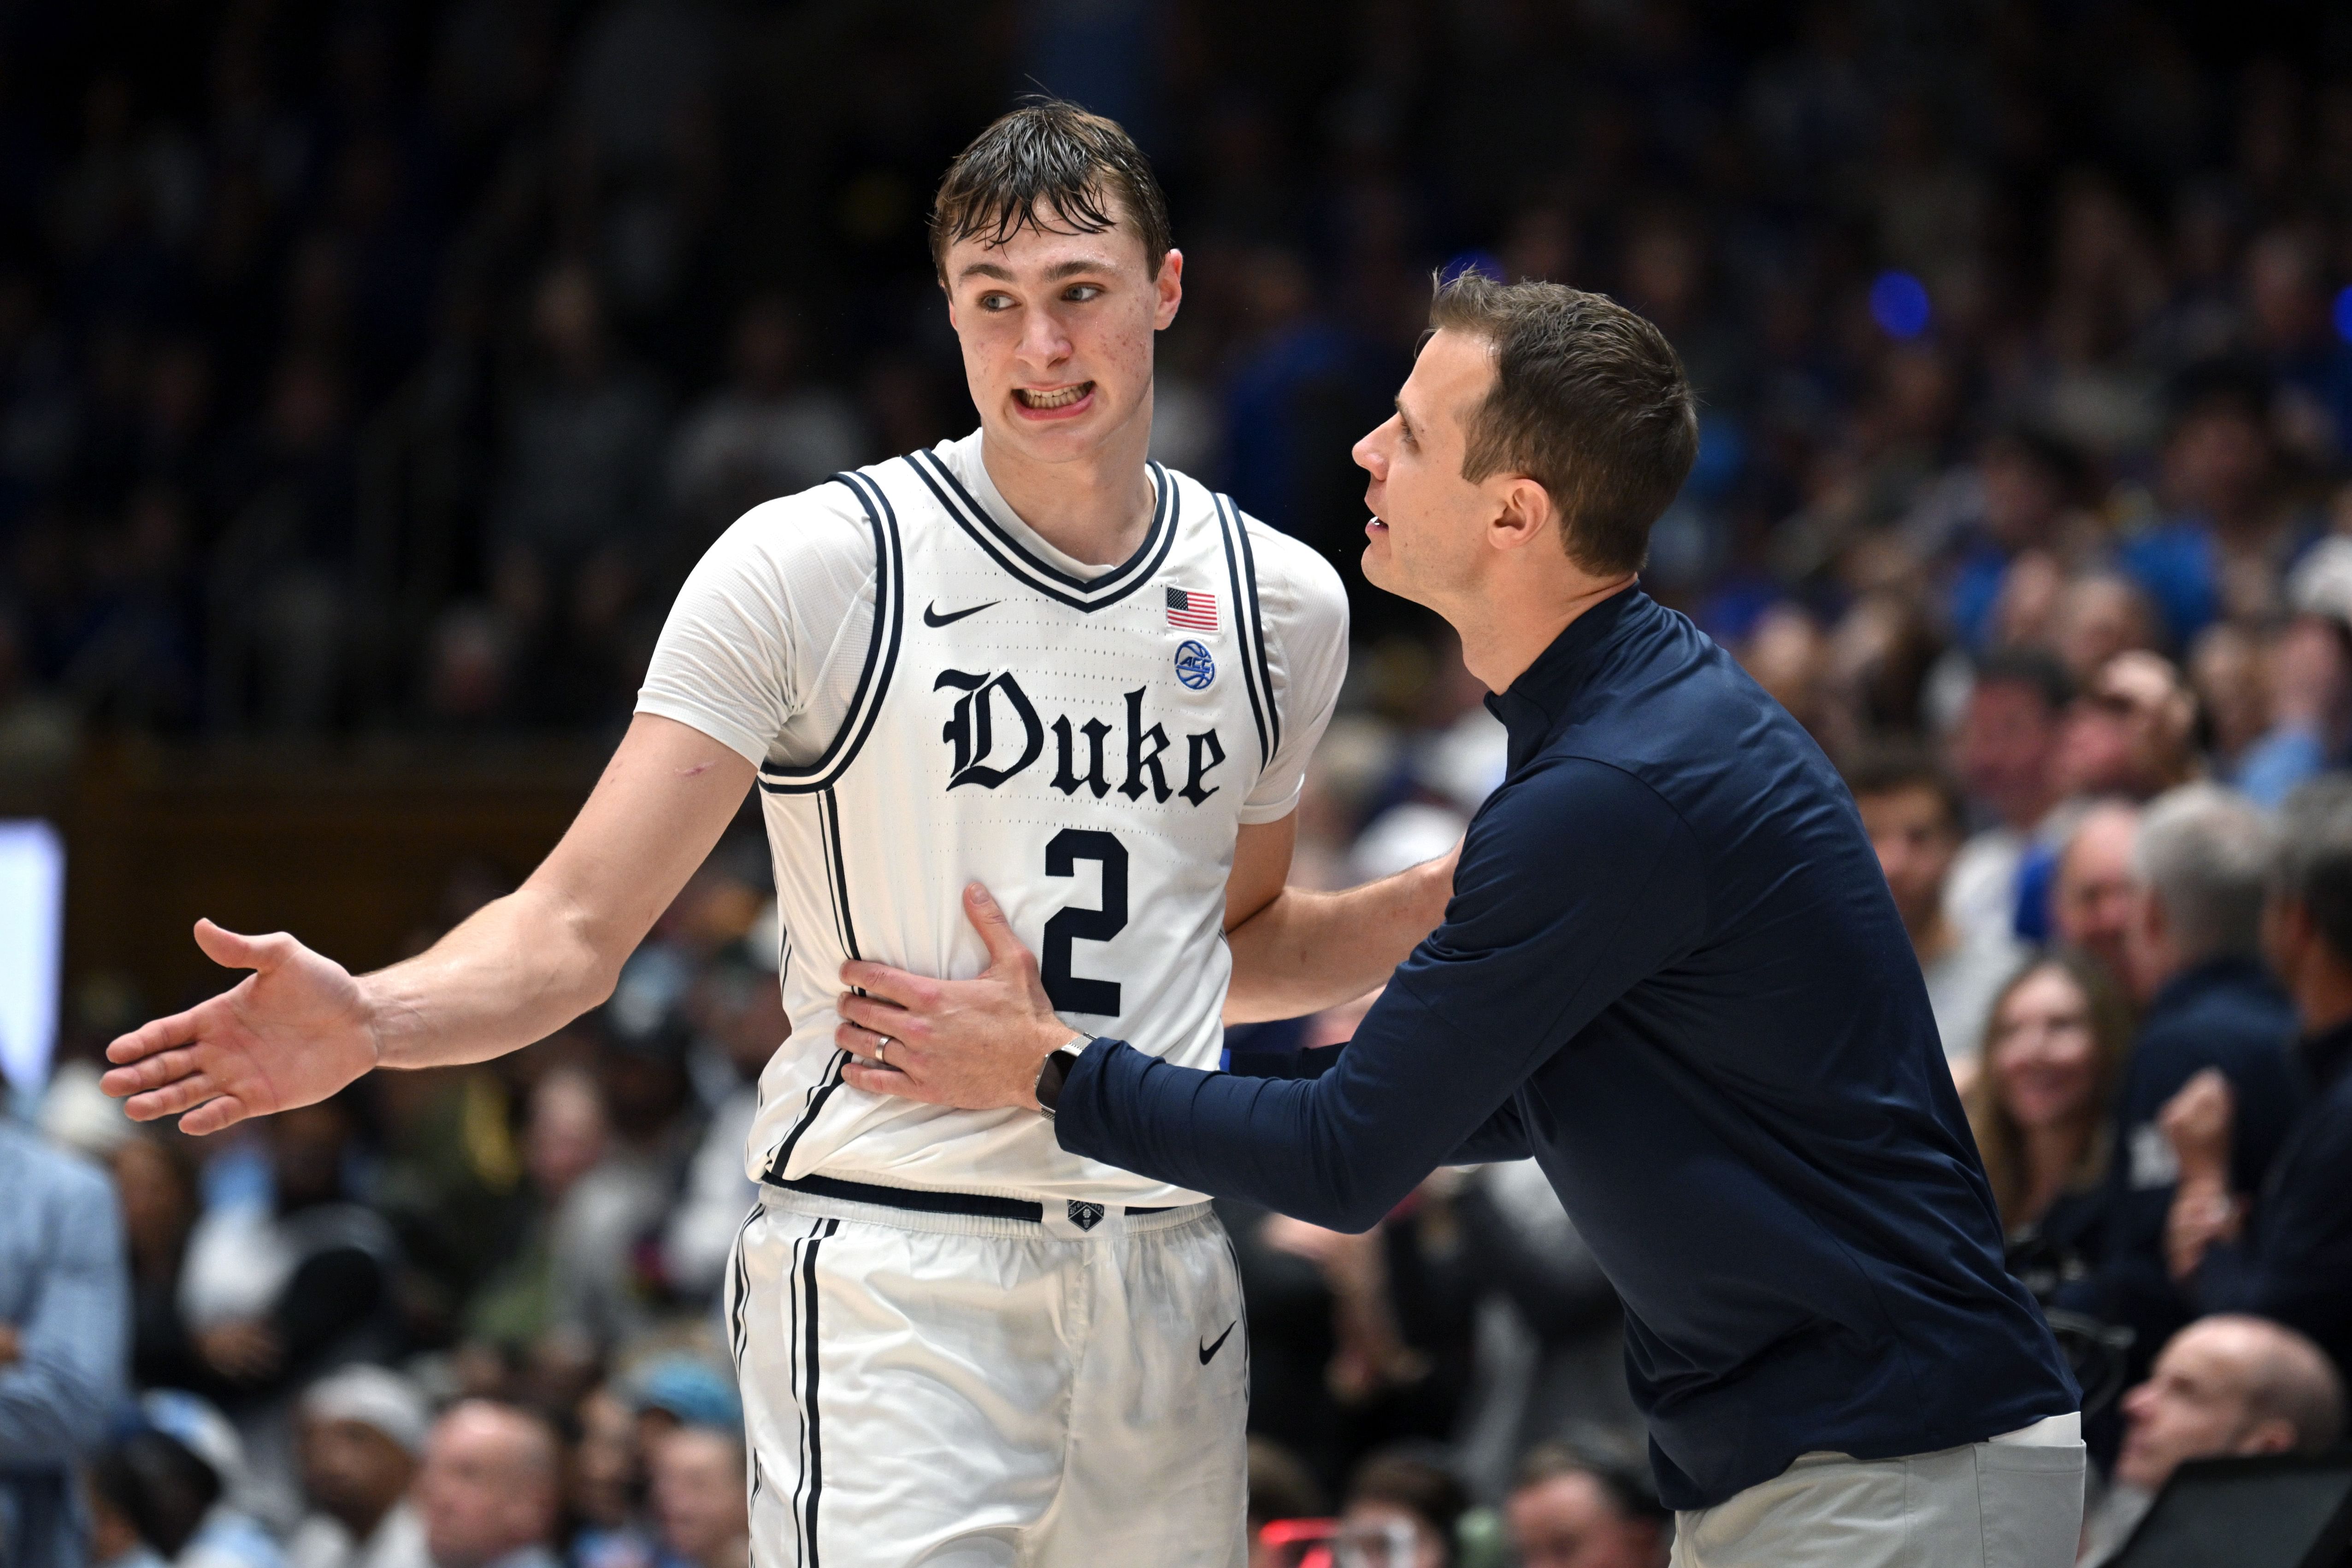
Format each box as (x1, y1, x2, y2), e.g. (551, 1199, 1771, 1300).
(1025, 384, 1088, 407)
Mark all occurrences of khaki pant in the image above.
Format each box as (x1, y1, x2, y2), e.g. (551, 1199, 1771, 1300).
(1671, 1437, 2086, 1568)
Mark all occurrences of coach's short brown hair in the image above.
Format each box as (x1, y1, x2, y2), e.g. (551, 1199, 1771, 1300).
(930, 100, 1172, 278)
(1428, 276, 1698, 576)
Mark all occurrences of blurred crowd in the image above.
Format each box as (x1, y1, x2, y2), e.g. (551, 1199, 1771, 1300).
(12, 0, 2352, 1565)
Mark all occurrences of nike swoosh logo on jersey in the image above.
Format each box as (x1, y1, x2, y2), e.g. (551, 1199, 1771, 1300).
(1199, 1320, 1237, 1365)
(923, 599, 999, 627)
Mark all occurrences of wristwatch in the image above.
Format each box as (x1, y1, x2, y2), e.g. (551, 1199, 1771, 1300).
(1034, 1034, 1092, 1117)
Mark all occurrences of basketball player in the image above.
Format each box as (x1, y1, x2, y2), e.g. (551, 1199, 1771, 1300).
(101, 104, 1449, 1565)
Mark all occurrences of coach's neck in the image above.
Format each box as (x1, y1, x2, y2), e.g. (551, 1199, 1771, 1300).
(1448, 499, 1638, 695)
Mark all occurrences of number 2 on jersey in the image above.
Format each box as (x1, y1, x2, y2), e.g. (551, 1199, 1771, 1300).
(1042, 829, 1127, 1015)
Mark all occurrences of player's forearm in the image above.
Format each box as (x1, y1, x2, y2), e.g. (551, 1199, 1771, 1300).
(359, 884, 620, 1070)
(1223, 851, 1454, 1024)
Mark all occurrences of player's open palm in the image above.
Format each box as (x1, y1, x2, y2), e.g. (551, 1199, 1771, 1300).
(101, 919, 378, 1135)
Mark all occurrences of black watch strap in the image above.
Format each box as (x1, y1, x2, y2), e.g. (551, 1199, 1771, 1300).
(1035, 1046, 1083, 1117)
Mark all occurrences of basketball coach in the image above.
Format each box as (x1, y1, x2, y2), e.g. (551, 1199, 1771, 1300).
(837, 275, 2086, 1567)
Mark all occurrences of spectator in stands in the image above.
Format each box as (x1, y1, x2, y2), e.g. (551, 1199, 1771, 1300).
(2066, 785, 2303, 1380)
(666, 295, 866, 549)
(1946, 650, 2074, 952)
(1504, 1443, 1670, 1568)
(2055, 653, 2202, 804)
(1244, 1438, 1326, 1568)
(0, 1077, 128, 1568)
(1336, 1450, 1465, 1568)
(2053, 801, 2143, 993)
(1451, 1162, 1639, 1473)
(286, 1366, 431, 1568)
(1962, 953, 2134, 1305)
(566, 1385, 654, 1568)
(2157, 778, 2352, 1373)
(176, 1090, 401, 1492)
(644, 1426, 747, 1568)
(2078, 1315, 2345, 1566)
(110, 1133, 213, 1396)
(1848, 749, 2025, 1073)
(413, 1403, 561, 1568)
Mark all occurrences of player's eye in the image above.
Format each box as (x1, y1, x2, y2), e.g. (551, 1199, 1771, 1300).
(1061, 283, 1103, 303)
(979, 292, 1016, 312)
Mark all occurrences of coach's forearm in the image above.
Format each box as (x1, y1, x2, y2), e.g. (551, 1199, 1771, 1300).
(1223, 849, 1456, 1024)
(360, 884, 622, 1070)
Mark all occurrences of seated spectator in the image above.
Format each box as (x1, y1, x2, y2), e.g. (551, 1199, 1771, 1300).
(2052, 800, 2142, 993)
(1848, 749, 2024, 1073)
(567, 1385, 654, 1568)
(1945, 649, 2073, 953)
(413, 1402, 561, 1568)
(645, 1425, 747, 1568)
(178, 1092, 401, 1398)
(110, 1132, 215, 1396)
(666, 295, 866, 546)
(132, 1390, 288, 1568)
(2078, 1315, 2345, 1566)
(1504, 1442, 1669, 1568)
(1245, 1437, 1327, 1568)
(465, 1067, 666, 1359)
(1337, 1450, 1467, 1568)
(286, 1366, 432, 1568)
(0, 1075, 127, 1568)
(2054, 652, 2202, 804)
(1962, 953, 2134, 1304)
(2063, 785, 2303, 1382)
(2157, 778, 2352, 1374)
(2233, 603, 2352, 808)
(1451, 1161, 1639, 1477)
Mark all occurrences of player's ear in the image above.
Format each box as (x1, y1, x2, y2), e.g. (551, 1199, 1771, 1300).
(1153, 248, 1184, 330)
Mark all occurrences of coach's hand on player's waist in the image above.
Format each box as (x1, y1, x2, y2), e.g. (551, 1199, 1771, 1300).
(837, 883, 1073, 1113)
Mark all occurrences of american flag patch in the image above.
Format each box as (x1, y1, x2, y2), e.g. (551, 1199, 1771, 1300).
(1166, 586, 1219, 631)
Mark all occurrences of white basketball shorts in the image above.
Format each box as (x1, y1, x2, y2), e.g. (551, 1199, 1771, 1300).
(725, 1177, 1250, 1568)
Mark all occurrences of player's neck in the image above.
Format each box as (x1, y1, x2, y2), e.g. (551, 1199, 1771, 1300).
(979, 417, 1158, 569)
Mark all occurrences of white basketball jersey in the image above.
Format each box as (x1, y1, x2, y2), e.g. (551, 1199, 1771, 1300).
(741, 444, 1336, 1206)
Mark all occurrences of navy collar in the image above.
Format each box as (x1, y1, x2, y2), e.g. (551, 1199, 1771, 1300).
(1484, 584, 1651, 773)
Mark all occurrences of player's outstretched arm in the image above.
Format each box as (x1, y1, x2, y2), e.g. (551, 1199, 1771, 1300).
(101, 714, 755, 1134)
(1220, 826, 1457, 1026)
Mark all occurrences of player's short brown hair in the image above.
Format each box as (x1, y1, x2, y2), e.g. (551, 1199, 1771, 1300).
(1427, 276, 1697, 576)
(930, 100, 1172, 278)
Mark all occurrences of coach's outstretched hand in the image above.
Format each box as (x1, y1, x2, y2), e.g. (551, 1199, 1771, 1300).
(100, 919, 378, 1135)
(837, 884, 1073, 1113)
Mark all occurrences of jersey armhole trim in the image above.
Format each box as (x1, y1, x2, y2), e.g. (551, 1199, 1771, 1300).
(1213, 493, 1275, 769)
(757, 470, 905, 795)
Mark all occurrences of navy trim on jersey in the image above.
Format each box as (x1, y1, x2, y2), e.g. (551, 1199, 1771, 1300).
(905, 448, 1179, 612)
(1212, 494, 1271, 769)
(1230, 501, 1282, 761)
(794, 1217, 837, 1566)
(758, 470, 906, 795)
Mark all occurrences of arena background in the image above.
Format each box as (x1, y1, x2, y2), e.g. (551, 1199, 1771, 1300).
(9, 1, 2352, 1565)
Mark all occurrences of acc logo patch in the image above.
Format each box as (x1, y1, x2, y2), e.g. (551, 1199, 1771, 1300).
(1173, 639, 1216, 690)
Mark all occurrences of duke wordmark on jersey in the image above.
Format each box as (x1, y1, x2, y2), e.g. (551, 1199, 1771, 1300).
(935, 669, 1229, 806)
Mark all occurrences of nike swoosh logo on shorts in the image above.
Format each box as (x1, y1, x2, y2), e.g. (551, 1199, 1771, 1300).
(924, 600, 998, 627)
(1199, 1321, 1237, 1365)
